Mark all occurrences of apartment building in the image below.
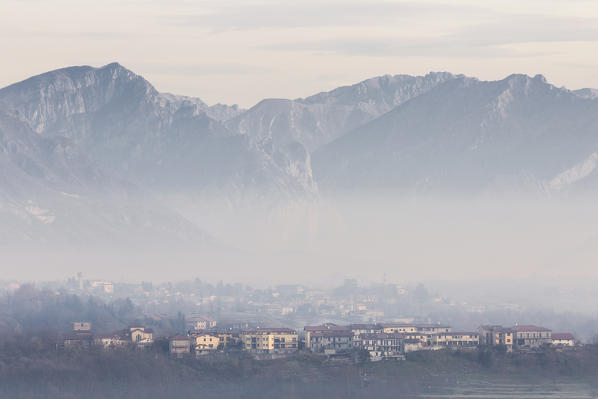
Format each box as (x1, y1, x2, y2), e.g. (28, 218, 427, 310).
(380, 323, 451, 335)
(169, 336, 191, 355)
(512, 325, 552, 348)
(304, 324, 351, 349)
(189, 316, 217, 331)
(347, 324, 381, 337)
(551, 333, 575, 347)
(403, 338, 424, 353)
(356, 332, 404, 360)
(240, 328, 298, 353)
(307, 330, 354, 353)
(193, 333, 220, 352)
(380, 323, 418, 334)
(90, 280, 114, 294)
(213, 330, 236, 349)
(64, 322, 93, 348)
(391, 332, 427, 348)
(63, 333, 93, 348)
(72, 322, 92, 332)
(94, 332, 129, 349)
(129, 326, 154, 346)
(433, 332, 479, 348)
(479, 325, 515, 351)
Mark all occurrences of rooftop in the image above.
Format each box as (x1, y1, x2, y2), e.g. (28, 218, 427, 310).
(512, 325, 551, 332)
(380, 323, 450, 329)
(310, 331, 354, 338)
(552, 333, 574, 340)
(479, 325, 514, 333)
(171, 336, 191, 341)
(347, 324, 378, 330)
(359, 332, 405, 340)
(437, 332, 479, 336)
(305, 324, 350, 332)
(242, 327, 296, 334)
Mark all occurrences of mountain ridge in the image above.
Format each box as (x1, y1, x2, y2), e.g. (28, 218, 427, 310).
(3, 63, 598, 246)
(227, 71, 458, 152)
(313, 73, 598, 194)
(0, 62, 317, 198)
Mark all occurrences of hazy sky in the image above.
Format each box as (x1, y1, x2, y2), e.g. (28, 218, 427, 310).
(2, 0, 598, 107)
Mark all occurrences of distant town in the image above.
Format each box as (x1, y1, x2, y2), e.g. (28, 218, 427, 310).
(64, 319, 577, 361)
(2, 273, 598, 399)
(0, 273, 586, 362)
(0, 272, 578, 361)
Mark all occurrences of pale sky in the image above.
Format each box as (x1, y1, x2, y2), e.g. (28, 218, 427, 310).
(2, 0, 598, 108)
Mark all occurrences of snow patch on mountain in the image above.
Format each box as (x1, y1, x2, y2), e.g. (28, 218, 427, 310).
(25, 201, 56, 224)
(314, 73, 598, 194)
(550, 152, 598, 191)
(574, 88, 598, 100)
(159, 93, 244, 121)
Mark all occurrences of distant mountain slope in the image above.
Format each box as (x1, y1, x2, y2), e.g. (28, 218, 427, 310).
(0, 62, 316, 198)
(574, 88, 598, 100)
(227, 72, 457, 151)
(0, 63, 316, 245)
(313, 74, 598, 194)
(0, 110, 213, 245)
(158, 93, 245, 122)
(4, 63, 598, 245)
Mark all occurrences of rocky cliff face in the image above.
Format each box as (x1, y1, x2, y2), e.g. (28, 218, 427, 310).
(0, 63, 317, 245)
(0, 109, 212, 246)
(3, 63, 598, 246)
(0, 62, 317, 198)
(226, 72, 457, 152)
(313, 74, 598, 194)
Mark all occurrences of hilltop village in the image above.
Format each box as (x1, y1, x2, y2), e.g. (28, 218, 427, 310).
(64, 319, 576, 361)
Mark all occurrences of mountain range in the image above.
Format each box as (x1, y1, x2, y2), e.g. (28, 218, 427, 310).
(1, 63, 598, 245)
(313, 74, 598, 194)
